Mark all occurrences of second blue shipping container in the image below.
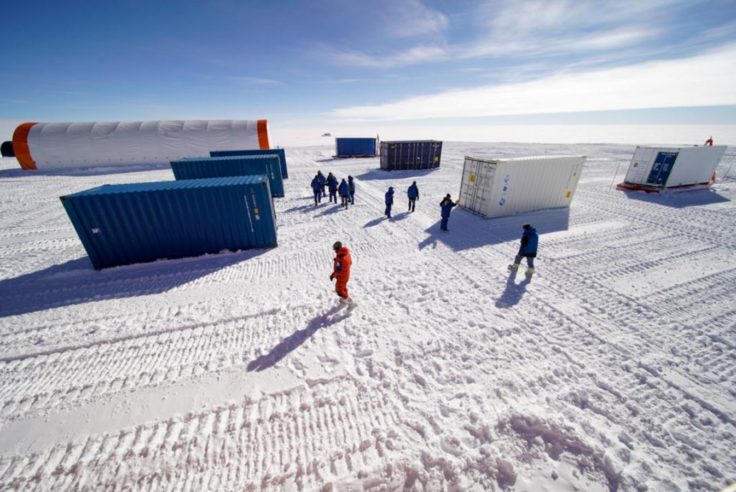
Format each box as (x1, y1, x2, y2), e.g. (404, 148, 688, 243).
(60, 176, 277, 270)
(170, 155, 284, 197)
(335, 137, 377, 157)
(211, 148, 288, 179)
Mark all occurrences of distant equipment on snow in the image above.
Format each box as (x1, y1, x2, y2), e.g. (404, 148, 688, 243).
(211, 148, 288, 179)
(171, 155, 285, 197)
(617, 145, 726, 192)
(335, 137, 378, 158)
(380, 140, 442, 171)
(11, 119, 270, 170)
(1, 141, 14, 157)
(321, 132, 332, 137)
(60, 176, 277, 270)
(459, 155, 586, 218)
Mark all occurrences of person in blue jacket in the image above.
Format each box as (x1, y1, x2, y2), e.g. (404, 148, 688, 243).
(327, 172, 338, 204)
(317, 171, 326, 199)
(385, 186, 394, 218)
(338, 178, 350, 209)
(348, 176, 355, 204)
(439, 194, 458, 231)
(407, 181, 419, 212)
(508, 224, 538, 277)
(311, 174, 323, 205)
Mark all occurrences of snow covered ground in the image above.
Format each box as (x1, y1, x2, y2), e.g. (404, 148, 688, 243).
(0, 142, 734, 491)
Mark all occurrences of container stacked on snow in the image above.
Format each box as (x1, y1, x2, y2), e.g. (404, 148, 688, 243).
(622, 145, 726, 190)
(171, 155, 285, 197)
(11, 119, 270, 170)
(60, 176, 277, 270)
(211, 149, 288, 179)
(459, 155, 586, 218)
(380, 140, 442, 171)
(335, 137, 378, 157)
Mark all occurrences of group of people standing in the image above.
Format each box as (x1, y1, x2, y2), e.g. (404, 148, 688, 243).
(383, 181, 421, 218)
(311, 171, 355, 209)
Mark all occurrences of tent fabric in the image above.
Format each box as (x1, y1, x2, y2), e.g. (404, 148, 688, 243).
(13, 119, 270, 170)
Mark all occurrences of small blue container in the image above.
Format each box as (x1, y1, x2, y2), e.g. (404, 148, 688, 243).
(211, 148, 288, 179)
(61, 176, 277, 270)
(171, 155, 284, 197)
(336, 138, 377, 157)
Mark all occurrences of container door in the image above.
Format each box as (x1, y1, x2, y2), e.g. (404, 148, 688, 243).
(646, 151, 678, 186)
(459, 159, 480, 208)
(474, 162, 496, 216)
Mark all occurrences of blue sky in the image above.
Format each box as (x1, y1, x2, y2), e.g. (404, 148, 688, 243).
(1, 0, 736, 144)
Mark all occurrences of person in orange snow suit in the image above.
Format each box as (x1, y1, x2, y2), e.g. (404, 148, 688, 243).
(705, 136, 714, 146)
(330, 241, 352, 304)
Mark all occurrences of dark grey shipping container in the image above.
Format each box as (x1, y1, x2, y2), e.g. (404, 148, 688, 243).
(61, 176, 277, 270)
(380, 140, 442, 171)
(170, 155, 284, 197)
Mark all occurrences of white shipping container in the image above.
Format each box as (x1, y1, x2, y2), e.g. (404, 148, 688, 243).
(459, 155, 586, 219)
(623, 145, 726, 188)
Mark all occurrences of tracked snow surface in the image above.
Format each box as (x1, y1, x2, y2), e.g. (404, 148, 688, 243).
(0, 142, 734, 491)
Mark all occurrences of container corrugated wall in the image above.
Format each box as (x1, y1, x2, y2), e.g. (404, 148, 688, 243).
(624, 145, 726, 188)
(61, 176, 277, 270)
(170, 155, 284, 197)
(335, 138, 377, 157)
(211, 148, 288, 179)
(459, 155, 586, 218)
(380, 140, 442, 171)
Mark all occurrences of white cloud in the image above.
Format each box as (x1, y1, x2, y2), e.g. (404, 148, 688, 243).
(228, 76, 285, 87)
(382, 0, 449, 38)
(328, 44, 448, 69)
(330, 43, 736, 120)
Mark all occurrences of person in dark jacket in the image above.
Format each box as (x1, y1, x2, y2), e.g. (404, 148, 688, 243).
(407, 181, 419, 212)
(327, 172, 338, 204)
(385, 187, 395, 218)
(330, 241, 353, 304)
(310, 174, 322, 205)
(317, 171, 326, 199)
(439, 194, 458, 231)
(338, 178, 350, 209)
(508, 224, 538, 276)
(348, 176, 355, 204)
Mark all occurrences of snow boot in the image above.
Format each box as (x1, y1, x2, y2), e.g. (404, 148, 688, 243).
(508, 264, 519, 273)
(525, 267, 535, 277)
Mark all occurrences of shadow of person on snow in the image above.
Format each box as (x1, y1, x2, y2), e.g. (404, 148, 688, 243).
(247, 304, 350, 372)
(363, 216, 388, 228)
(495, 271, 531, 308)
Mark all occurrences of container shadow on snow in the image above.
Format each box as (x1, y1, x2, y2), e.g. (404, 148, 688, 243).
(418, 207, 570, 252)
(0, 250, 268, 318)
(0, 163, 171, 178)
(621, 189, 730, 208)
(495, 272, 532, 308)
(246, 305, 349, 372)
(353, 168, 437, 181)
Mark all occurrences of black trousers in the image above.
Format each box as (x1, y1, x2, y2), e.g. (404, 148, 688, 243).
(408, 198, 416, 212)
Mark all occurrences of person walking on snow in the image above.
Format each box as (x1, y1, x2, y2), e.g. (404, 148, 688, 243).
(327, 172, 338, 204)
(439, 194, 459, 231)
(317, 171, 326, 199)
(348, 176, 356, 205)
(310, 174, 322, 206)
(407, 181, 419, 212)
(338, 178, 350, 209)
(705, 136, 714, 146)
(508, 224, 538, 277)
(385, 186, 395, 218)
(330, 241, 353, 304)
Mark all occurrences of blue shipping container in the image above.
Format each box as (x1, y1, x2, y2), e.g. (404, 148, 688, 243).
(335, 138, 377, 157)
(171, 155, 284, 197)
(211, 149, 288, 179)
(380, 140, 442, 171)
(61, 176, 277, 270)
